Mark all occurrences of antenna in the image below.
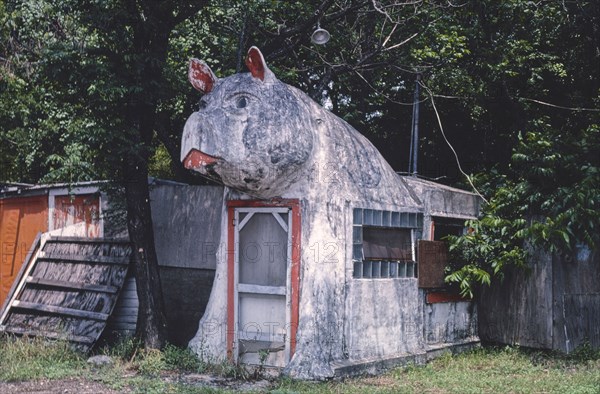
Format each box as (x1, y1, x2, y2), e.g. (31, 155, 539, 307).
(408, 74, 421, 176)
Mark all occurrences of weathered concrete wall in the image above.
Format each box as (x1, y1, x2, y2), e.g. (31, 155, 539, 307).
(346, 279, 423, 359)
(478, 244, 600, 352)
(423, 299, 477, 345)
(182, 48, 482, 379)
(403, 176, 481, 349)
(402, 176, 481, 241)
(401, 176, 481, 219)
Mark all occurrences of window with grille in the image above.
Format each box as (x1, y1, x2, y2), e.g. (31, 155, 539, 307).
(352, 208, 423, 279)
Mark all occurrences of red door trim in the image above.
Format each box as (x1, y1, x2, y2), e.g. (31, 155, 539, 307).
(225, 199, 302, 361)
(226, 204, 236, 359)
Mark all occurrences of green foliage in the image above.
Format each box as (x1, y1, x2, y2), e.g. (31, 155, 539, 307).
(446, 122, 600, 297)
(570, 341, 600, 362)
(134, 348, 167, 377)
(0, 337, 599, 393)
(102, 337, 207, 375)
(163, 343, 207, 372)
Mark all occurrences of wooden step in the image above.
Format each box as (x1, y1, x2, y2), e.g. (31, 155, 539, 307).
(38, 252, 130, 265)
(26, 276, 119, 294)
(47, 236, 131, 244)
(12, 300, 109, 321)
(1, 326, 96, 344)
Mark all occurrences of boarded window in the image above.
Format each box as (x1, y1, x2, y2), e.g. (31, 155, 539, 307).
(52, 194, 101, 238)
(419, 217, 467, 289)
(417, 240, 448, 288)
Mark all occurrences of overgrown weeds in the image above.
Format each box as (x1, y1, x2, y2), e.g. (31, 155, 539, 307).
(0, 335, 85, 381)
(2, 336, 599, 393)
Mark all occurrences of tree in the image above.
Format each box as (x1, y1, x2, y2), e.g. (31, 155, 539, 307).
(441, 1, 600, 297)
(2, 0, 597, 337)
(1, 0, 215, 348)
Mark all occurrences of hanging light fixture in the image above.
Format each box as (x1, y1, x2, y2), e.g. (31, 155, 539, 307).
(311, 22, 330, 45)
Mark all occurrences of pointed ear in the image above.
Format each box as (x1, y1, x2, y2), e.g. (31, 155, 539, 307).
(245, 46, 273, 82)
(189, 58, 218, 93)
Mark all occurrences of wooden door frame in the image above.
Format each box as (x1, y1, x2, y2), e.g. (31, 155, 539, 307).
(226, 199, 301, 362)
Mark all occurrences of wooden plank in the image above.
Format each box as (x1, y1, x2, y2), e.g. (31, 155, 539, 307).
(426, 292, 467, 304)
(39, 252, 130, 265)
(110, 314, 138, 324)
(238, 283, 286, 296)
(47, 236, 130, 244)
(2, 326, 96, 344)
(12, 300, 109, 321)
(25, 276, 119, 294)
(107, 321, 137, 330)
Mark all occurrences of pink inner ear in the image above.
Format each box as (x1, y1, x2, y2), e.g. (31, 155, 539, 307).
(189, 59, 216, 93)
(245, 48, 265, 81)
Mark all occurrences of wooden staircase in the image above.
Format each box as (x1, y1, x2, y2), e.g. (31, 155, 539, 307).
(0, 235, 132, 351)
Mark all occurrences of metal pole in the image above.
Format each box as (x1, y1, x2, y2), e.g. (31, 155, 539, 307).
(411, 74, 421, 176)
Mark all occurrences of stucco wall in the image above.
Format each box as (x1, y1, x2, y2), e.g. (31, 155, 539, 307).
(346, 279, 423, 359)
(423, 299, 478, 345)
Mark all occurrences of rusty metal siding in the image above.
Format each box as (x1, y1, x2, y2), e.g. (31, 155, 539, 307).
(0, 196, 49, 305)
(418, 240, 448, 289)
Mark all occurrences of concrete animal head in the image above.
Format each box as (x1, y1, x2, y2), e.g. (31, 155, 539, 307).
(181, 47, 315, 197)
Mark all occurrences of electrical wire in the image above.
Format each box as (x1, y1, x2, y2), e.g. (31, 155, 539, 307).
(420, 82, 489, 204)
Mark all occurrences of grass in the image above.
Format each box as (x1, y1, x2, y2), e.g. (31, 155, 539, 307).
(0, 335, 599, 393)
(0, 335, 86, 381)
(273, 347, 600, 394)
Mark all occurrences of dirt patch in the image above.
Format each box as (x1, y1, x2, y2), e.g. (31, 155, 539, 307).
(174, 373, 272, 391)
(0, 374, 276, 393)
(0, 377, 122, 393)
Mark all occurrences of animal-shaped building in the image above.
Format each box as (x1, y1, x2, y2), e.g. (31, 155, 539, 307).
(181, 47, 481, 379)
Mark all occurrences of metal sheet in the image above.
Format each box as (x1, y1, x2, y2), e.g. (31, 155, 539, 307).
(0, 196, 48, 305)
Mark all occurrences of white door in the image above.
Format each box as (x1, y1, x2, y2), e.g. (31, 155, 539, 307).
(233, 207, 292, 367)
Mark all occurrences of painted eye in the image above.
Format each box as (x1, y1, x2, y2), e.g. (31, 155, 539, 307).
(236, 96, 248, 109)
(198, 99, 207, 110)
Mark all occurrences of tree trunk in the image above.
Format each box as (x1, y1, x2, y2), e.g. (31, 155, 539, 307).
(125, 154, 168, 349)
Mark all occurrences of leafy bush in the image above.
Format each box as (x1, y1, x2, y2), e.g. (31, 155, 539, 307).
(446, 124, 600, 297)
(163, 343, 206, 372)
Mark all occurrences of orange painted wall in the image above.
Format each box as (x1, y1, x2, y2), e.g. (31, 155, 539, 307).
(0, 196, 48, 305)
(52, 194, 101, 238)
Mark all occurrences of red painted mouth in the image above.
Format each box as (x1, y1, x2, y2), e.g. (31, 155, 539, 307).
(183, 149, 220, 170)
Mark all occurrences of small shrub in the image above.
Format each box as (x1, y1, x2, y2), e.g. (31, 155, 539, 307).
(569, 341, 600, 362)
(163, 343, 206, 372)
(134, 348, 166, 377)
(101, 335, 141, 361)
